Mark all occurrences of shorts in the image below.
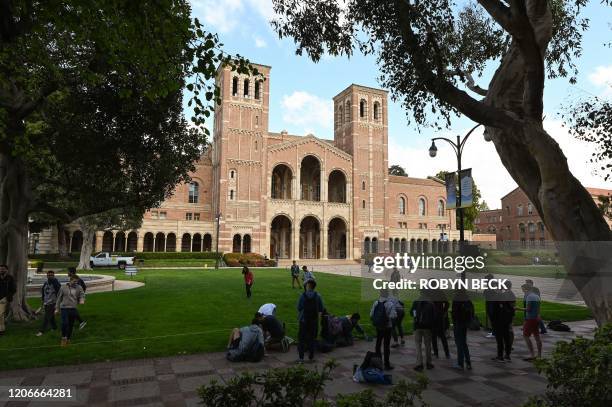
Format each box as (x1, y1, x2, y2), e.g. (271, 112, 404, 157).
(523, 319, 540, 337)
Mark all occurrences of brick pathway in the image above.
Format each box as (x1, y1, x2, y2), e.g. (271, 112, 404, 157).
(0, 320, 596, 407)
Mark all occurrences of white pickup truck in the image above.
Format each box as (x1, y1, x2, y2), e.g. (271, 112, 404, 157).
(90, 252, 135, 269)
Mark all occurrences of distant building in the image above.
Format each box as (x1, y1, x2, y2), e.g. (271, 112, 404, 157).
(474, 186, 612, 249)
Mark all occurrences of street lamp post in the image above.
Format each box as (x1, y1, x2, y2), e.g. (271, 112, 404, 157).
(429, 124, 482, 255)
(215, 212, 222, 270)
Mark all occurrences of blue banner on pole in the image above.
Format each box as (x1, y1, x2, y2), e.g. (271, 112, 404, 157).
(459, 168, 473, 208)
(445, 172, 457, 210)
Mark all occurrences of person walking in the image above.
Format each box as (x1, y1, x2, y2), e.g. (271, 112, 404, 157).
(67, 268, 87, 329)
(291, 260, 300, 289)
(302, 266, 314, 288)
(451, 289, 474, 370)
(518, 283, 542, 361)
(242, 266, 254, 299)
(483, 273, 496, 338)
(297, 279, 324, 363)
(36, 270, 61, 336)
(370, 288, 397, 370)
(432, 291, 451, 359)
(389, 294, 405, 347)
(0, 264, 16, 336)
(490, 282, 516, 361)
(410, 289, 435, 371)
(55, 275, 85, 346)
(525, 279, 547, 334)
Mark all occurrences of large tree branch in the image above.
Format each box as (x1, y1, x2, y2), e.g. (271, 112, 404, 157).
(464, 71, 489, 96)
(476, 0, 515, 34)
(15, 81, 59, 119)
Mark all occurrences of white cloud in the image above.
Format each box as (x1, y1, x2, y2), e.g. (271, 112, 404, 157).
(388, 120, 610, 208)
(254, 36, 267, 48)
(281, 91, 334, 132)
(588, 65, 612, 96)
(191, 0, 276, 33)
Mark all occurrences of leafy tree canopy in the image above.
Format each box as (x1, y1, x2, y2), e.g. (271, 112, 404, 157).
(389, 164, 408, 176)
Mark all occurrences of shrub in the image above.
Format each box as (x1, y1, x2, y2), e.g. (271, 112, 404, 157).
(223, 253, 275, 267)
(523, 323, 612, 407)
(198, 360, 428, 406)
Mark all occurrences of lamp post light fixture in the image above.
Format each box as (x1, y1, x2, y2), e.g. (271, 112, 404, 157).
(215, 212, 222, 270)
(429, 123, 482, 256)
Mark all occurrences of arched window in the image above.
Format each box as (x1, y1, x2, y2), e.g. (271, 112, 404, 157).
(527, 203, 533, 215)
(188, 182, 199, 203)
(517, 204, 523, 216)
(362, 180, 366, 191)
(254, 80, 261, 99)
(255, 115, 259, 125)
(373, 102, 380, 120)
(255, 140, 258, 151)
(232, 77, 238, 96)
(243, 79, 250, 97)
(418, 198, 426, 216)
(339, 106, 344, 125)
(437, 200, 445, 216)
(359, 99, 367, 118)
(230, 170, 236, 179)
(345, 100, 351, 122)
(362, 200, 366, 209)
(229, 189, 235, 200)
(399, 197, 406, 214)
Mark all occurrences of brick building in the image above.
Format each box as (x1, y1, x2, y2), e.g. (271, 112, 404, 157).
(30, 62, 467, 261)
(474, 186, 612, 249)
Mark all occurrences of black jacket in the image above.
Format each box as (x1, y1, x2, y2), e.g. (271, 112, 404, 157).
(0, 274, 17, 302)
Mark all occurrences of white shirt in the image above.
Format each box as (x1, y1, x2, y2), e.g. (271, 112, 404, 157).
(258, 303, 276, 316)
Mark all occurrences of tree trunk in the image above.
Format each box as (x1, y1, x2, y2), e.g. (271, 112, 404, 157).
(482, 3, 612, 324)
(0, 152, 34, 321)
(77, 219, 95, 270)
(57, 221, 68, 258)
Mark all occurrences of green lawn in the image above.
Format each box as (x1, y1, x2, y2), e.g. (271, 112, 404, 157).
(480, 265, 567, 279)
(0, 268, 591, 371)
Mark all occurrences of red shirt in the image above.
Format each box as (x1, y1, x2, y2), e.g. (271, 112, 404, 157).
(244, 271, 254, 285)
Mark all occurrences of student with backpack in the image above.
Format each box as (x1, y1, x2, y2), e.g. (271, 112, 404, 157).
(410, 289, 435, 371)
(370, 288, 397, 370)
(431, 291, 451, 359)
(226, 319, 265, 362)
(451, 289, 474, 370)
(242, 266, 254, 299)
(302, 266, 315, 289)
(36, 270, 61, 337)
(389, 294, 405, 347)
(297, 279, 324, 363)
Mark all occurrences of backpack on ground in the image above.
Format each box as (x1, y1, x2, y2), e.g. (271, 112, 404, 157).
(360, 351, 383, 370)
(328, 316, 344, 336)
(548, 320, 571, 332)
(371, 300, 389, 329)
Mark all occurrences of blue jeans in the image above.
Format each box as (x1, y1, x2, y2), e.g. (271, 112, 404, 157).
(61, 308, 78, 339)
(453, 324, 471, 367)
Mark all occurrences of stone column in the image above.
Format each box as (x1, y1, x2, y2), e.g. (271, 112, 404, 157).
(321, 170, 327, 202)
(293, 225, 300, 260)
(153, 236, 157, 252)
(112, 231, 117, 252)
(94, 231, 103, 252)
(321, 220, 328, 259)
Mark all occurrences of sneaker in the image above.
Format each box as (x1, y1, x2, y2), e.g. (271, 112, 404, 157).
(35, 332, 43, 337)
(466, 363, 472, 370)
(452, 363, 464, 370)
(426, 363, 434, 370)
(504, 355, 512, 362)
(79, 321, 87, 330)
(485, 332, 495, 338)
(413, 364, 424, 372)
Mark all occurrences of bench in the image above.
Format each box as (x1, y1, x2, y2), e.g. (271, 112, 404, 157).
(125, 265, 138, 278)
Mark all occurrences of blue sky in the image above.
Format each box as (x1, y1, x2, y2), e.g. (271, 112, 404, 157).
(191, 0, 612, 205)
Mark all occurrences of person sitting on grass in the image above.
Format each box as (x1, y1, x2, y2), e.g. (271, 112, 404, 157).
(36, 270, 61, 337)
(226, 318, 265, 362)
(55, 275, 85, 347)
(255, 312, 289, 352)
(67, 267, 87, 329)
(518, 283, 542, 361)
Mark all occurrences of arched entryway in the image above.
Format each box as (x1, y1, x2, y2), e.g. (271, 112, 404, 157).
(271, 164, 293, 199)
(300, 216, 320, 259)
(114, 232, 126, 252)
(328, 170, 347, 203)
(232, 234, 242, 253)
(328, 218, 347, 259)
(192, 233, 202, 252)
(155, 232, 165, 252)
(143, 232, 154, 252)
(127, 232, 138, 252)
(166, 233, 177, 252)
(300, 156, 321, 201)
(70, 231, 83, 252)
(416, 239, 423, 253)
(270, 215, 292, 259)
(203, 233, 212, 252)
(363, 237, 371, 255)
(181, 233, 191, 252)
(102, 231, 113, 252)
(243, 234, 252, 253)
(410, 238, 416, 253)
(401, 238, 408, 253)
(371, 237, 378, 254)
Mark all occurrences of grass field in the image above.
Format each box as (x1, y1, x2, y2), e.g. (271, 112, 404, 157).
(0, 268, 591, 371)
(480, 265, 566, 279)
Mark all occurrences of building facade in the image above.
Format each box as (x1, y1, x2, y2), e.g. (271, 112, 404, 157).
(474, 186, 612, 249)
(31, 62, 467, 261)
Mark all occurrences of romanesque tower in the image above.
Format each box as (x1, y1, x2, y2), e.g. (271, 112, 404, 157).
(212, 63, 271, 254)
(333, 85, 389, 257)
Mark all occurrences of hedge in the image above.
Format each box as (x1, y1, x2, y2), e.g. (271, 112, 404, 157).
(223, 253, 276, 267)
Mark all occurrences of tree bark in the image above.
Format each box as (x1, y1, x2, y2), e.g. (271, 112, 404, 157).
(77, 219, 95, 270)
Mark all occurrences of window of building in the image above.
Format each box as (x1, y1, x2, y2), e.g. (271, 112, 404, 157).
(527, 203, 533, 215)
(151, 211, 158, 219)
(359, 99, 367, 118)
(423, 223, 427, 229)
(506, 205, 510, 215)
(185, 213, 192, 221)
(230, 170, 235, 179)
(255, 116, 259, 126)
(362, 181, 366, 191)
(255, 140, 258, 151)
(232, 77, 238, 96)
(159, 211, 167, 219)
(254, 80, 261, 99)
(243, 79, 249, 97)
(194, 213, 200, 221)
(399, 196, 406, 214)
(437, 199, 445, 216)
(362, 200, 366, 209)
(528, 222, 536, 233)
(189, 182, 199, 203)
(517, 204, 523, 216)
(373, 101, 380, 121)
(418, 198, 426, 216)
(345, 100, 351, 122)
(339, 106, 344, 125)
(229, 189, 235, 200)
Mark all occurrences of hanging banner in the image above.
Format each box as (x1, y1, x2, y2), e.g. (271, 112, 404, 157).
(444, 172, 457, 210)
(459, 168, 473, 208)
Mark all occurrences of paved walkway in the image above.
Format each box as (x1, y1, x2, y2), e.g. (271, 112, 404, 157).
(0, 320, 597, 407)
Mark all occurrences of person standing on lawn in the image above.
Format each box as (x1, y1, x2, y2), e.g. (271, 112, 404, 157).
(370, 288, 397, 370)
(518, 283, 542, 361)
(55, 275, 85, 346)
(410, 289, 435, 371)
(36, 270, 61, 336)
(451, 289, 474, 370)
(67, 267, 87, 329)
(302, 265, 315, 287)
(291, 260, 300, 288)
(0, 264, 16, 336)
(297, 279, 324, 363)
(242, 266, 254, 299)
(490, 281, 516, 362)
